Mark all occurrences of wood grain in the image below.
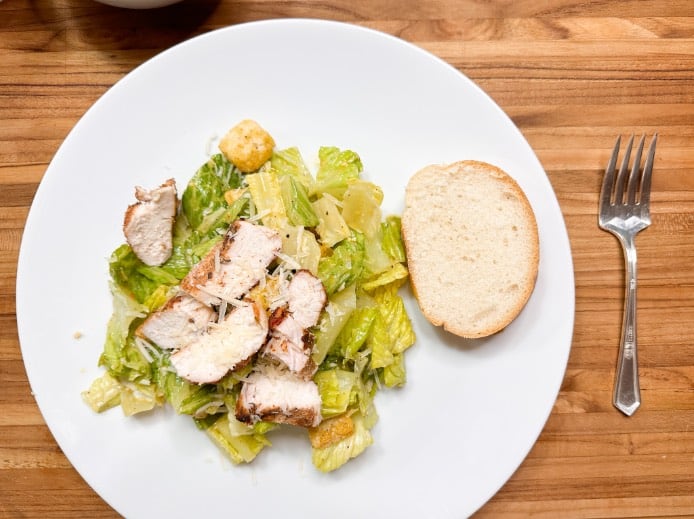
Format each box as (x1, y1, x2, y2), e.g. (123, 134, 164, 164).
(1, 0, 693, 517)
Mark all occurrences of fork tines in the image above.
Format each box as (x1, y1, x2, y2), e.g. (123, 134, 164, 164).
(601, 134, 658, 210)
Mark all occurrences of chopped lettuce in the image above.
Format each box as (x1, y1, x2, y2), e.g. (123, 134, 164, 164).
(120, 381, 160, 416)
(372, 284, 416, 355)
(182, 153, 243, 230)
(279, 174, 319, 227)
(341, 180, 383, 237)
(363, 229, 396, 278)
(381, 216, 406, 263)
(205, 413, 271, 464)
(333, 307, 378, 359)
(314, 146, 363, 199)
(312, 284, 357, 365)
(271, 147, 315, 192)
(317, 231, 365, 295)
(281, 225, 321, 275)
(143, 284, 178, 312)
(82, 372, 122, 412)
(314, 369, 358, 418)
(312, 195, 350, 247)
(246, 169, 288, 230)
(152, 357, 221, 416)
(382, 352, 406, 388)
(98, 282, 150, 382)
(361, 262, 409, 293)
(109, 245, 163, 304)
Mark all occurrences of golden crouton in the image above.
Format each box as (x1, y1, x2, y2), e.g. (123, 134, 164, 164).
(219, 120, 275, 173)
(308, 413, 355, 449)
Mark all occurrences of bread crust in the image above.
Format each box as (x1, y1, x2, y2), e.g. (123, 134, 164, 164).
(402, 160, 539, 338)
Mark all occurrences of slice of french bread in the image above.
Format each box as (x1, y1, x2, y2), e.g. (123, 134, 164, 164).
(401, 160, 539, 338)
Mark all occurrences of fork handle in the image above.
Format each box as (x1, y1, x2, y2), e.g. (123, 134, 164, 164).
(614, 233, 641, 416)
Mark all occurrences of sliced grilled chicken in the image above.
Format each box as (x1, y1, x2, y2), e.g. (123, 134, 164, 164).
(123, 179, 178, 266)
(170, 301, 268, 384)
(181, 220, 281, 306)
(286, 270, 327, 329)
(264, 270, 326, 377)
(137, 293, 214, 350)
(264, 311, 317, 377)
(235, 363, 322, 428)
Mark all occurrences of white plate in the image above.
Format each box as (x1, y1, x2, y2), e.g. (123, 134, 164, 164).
(17, 19, 574, 519)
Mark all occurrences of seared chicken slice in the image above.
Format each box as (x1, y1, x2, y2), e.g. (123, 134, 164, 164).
(137, 293, 214, 350)
(264, 270, 326, 377)
(265, 310, 317, 377)
(235, 363, 322, 428)
(170, 301, 268, 384)
(181, 220, 281, 306)
(286, 270, 327, 329)
(123, 179, 177, 266)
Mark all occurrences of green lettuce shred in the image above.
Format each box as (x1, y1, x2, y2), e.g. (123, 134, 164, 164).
(82, 372, 122, 412)
(279, 174, 319, 227)
(341, 180, 383, 237)
(98, 282, 150, 382)
(314, 146, 363, 199)
(182, 153, 243, 230)
(333, 307, 378, 359)
(317, 231, 365, 295)
(382, 353, 407, 388)
(205, 414, 271, 464)
(381, 215, 406, 263)
(312, 284, 357, 365)
(312, 195, 351, 247)
(271, 147, 315, 191)
(314, 369, 358, 418)
(311, 413, 374, 473)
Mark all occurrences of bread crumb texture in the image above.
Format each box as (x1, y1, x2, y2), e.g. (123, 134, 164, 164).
(402, 161, 539, 338)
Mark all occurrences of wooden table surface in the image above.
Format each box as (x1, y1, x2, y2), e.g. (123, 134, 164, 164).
(1, 1, 693, 517)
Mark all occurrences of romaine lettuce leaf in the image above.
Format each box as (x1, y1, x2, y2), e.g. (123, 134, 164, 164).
(281, 225, 321, 275)
(109, 244, 163, 304)
(333, 306, 378, 359)
(153, 357, 221, 416)
(341, 180, 383, 237)
(205, 413, 271, 464)
(381, 215, 406, 263)
(317, 231, 365, 295)
(279, 174, 319, 228)
(314, 369, 358, 418)
(81, 372, 122, 413)
(312, 284, 357, 365)
(382, 352, 406, 388)
(361, 262, 409, 293)
(314, 147, 363, 199)
(362, 229, 395, 278)
(373, 284, 416, 355)
(98, 282, 150, 382)
(120, 381, 160, 416)
(142, 284, 178, 312)
(368, 311, 394, 369)
(246, 169, 288, 230)
(271, 147, 315, 192)
(312, 195, 350, 247)
(182, 153, 243, 230)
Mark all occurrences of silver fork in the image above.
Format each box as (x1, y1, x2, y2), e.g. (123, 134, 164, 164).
(599, 134, 657, 416)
